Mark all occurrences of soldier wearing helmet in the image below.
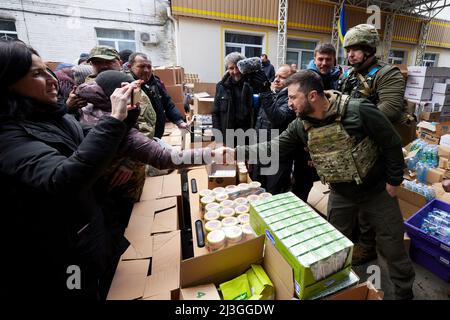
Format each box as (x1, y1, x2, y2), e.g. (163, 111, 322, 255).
(339, 24, 415, 266)
(339, 24, 408, 124)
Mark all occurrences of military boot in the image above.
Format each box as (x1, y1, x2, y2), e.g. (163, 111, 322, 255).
(352, 243, 377, 266)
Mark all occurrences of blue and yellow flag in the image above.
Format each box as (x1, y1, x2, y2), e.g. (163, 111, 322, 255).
(338, 4, 347, 44)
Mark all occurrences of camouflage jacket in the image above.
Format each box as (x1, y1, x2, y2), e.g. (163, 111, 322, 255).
(339, 59, 406, 124)
(238, 91, 405, 200)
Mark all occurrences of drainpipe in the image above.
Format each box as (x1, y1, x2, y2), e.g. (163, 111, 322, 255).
(167, 5, 180, 66)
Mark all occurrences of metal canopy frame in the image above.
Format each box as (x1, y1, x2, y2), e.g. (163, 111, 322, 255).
(327, 0, 450, 65)
(336, 0, 450, 17)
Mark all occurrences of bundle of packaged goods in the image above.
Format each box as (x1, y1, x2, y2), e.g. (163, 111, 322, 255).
(406, 67, 450, 111)
(180, 264, 274, 300)
(406, 138, 441, 184)
(198, 180, 272, 252)
(249, 192, 353, 299)
(403, 180, 436, 201)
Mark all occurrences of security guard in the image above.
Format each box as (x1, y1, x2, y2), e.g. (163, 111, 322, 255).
(339, 24, 415, 265)
(235, 70, 415, 300)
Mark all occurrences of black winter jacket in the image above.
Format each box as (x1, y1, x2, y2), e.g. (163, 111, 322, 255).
(213, 73, 254, 144)
(0, 109, 129, 299)
(262, 60, 276, 82)
(255, 88, 296, 141)
(139, 74, 184, 138)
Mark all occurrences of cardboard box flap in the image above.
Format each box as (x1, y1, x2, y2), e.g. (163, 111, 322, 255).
(181, 236, 265, 288)
(130, 200, 156, 218)
(122, 234, 153, 260)
(140, 291, 172, 300)
(125, 215, 154, 237)
(152, 231, 181, 274)
(143, 266, 180, 299)
(194, 92, 211, 99)
(107, 259, 150, 300)
(263, 238, 295, 300)
(152, 206, 178, 234)
(141, 175, 182, 201)
(327, 282, 383, 300)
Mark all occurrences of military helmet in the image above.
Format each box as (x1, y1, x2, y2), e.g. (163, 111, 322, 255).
(343, 24, 380, 49)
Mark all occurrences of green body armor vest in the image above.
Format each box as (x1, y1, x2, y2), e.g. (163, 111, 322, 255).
(302, 95, 379, 185)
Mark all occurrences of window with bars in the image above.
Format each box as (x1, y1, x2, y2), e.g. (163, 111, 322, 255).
(224, 31, 264, 58)
(286, 39, 318, 70)
(96, 28, 136, 52)
(0, 20, 18, 41)
(422, 53, 439, 67)
(388, 50, 407, 65)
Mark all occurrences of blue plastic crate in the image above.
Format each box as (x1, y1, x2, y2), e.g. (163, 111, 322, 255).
(404, 199, 450, 261)
(409, 241, 450, 282)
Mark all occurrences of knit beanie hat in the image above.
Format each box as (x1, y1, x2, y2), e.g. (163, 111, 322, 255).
(95, 70, 134, 97)
(72, 64, 94, 86)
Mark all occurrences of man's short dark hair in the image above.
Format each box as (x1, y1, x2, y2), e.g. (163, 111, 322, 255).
(314, 43, 336, 57)
(285, 70, 325, 96)
(261, 53, 268, 59)
(128, 52, 150, 64)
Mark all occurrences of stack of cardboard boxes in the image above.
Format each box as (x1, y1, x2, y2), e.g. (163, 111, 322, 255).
(153, 66, 186, 116)
(107, 174, 183, 300)
(405, 66, 450, 121)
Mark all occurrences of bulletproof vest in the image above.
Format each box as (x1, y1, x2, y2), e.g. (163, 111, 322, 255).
(339, 64, 391, 105)
(302, 94, 379, 185)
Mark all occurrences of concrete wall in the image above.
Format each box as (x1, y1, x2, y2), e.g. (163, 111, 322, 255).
(0, 0, 175, 66)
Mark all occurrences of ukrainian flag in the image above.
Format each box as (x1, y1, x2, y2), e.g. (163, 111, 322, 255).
(338, 4, 347, 44)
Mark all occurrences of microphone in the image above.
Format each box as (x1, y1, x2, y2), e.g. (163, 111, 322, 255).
(237, 57, 262, 75)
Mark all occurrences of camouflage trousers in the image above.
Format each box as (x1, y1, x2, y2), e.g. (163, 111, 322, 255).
(327, 189, 415, 299)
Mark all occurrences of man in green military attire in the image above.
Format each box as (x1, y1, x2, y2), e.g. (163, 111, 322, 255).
(233, 70, 415, 299)
(338, 24, 415, 265)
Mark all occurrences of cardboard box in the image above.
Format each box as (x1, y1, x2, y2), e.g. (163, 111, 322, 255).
(427, 168, 445, 184)
(439, 157, 449, 169)
(432, 93, 450, 107)
(420, 111, 441, 122)
(194, 97, 215, 114)
(187, 168, 212, 257)
(440, 105, 450, 117)
(440, 134, 450, 147)
(123, 197, 179, 260)
(181, 236, 297, 300)
(180, 283, 221, 300)
(417, 121, 450, 137)
(193, 82, 217, 96)
(140, 174, 182, 201)
(438, 145, 450, 158)
(418, 131, 440, 145)
(154, 67, 185, 86)
(206, 163, 237, 189)
(406, 76, 436, 89)
(405, 87, 432, 101)
(249, 193, 353, 299)
(433, 83, 450, 95)
(142, 231, 181, 299)
(107, 259, 150, 300)
(327, 282, 383, 300)
(396, 186, 427, 220)
(408, 66, 450, 78)
(165, 84, 184, 103)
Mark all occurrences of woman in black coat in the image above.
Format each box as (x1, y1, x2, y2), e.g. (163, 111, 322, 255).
(0, 40, 139, 299)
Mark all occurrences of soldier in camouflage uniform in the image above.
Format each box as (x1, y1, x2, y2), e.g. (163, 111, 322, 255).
(338, 24, 415, 265)
(236, 70, 415, 299)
